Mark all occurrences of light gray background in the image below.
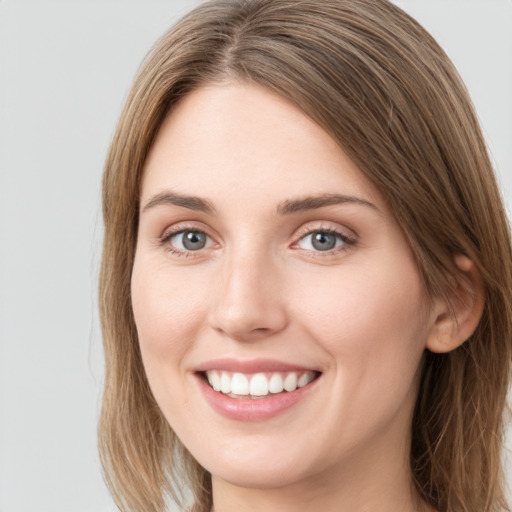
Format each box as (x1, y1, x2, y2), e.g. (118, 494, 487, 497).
(0, 1, 511, 511)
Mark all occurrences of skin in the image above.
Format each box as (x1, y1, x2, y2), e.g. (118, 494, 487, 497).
(131, 82, 478, 512)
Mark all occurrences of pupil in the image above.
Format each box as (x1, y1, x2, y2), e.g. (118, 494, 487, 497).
(312, 232, 336, 251)
(183, 231, 206, 250)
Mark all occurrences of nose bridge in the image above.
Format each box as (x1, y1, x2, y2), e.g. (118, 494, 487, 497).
(209, 236, 287, 341)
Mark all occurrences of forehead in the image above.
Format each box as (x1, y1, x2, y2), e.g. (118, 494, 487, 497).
(141, 82, 382, 210)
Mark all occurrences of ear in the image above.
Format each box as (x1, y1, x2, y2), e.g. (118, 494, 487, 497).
(426, 255, 485, 354)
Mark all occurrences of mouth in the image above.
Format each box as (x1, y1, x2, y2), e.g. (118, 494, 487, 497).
(200, 369, 321, 399)
(194, 358, 322, 421)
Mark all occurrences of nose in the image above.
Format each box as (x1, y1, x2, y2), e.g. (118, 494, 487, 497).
(208, 249, 288, 342)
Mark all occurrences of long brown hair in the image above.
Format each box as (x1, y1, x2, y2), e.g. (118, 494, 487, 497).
(99, 1, 512, 511)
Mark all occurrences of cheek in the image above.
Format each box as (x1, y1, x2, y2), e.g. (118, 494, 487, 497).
(131, 258, 208, 368)
(288, 258, 429, 447)
(130, 258, 214, 430)
(293, 256, 429, 382)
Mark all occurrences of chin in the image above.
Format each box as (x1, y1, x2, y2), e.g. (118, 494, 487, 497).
(192, 436, 327, 491)
(209, 460, 313, 490)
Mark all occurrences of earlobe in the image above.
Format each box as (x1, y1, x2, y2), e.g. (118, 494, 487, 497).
(426, 255, 485, 354)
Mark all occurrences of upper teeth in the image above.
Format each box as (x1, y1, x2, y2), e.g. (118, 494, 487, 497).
(205, 370, 316, 396)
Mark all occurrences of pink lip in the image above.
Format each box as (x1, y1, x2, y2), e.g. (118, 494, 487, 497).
(194, 357, 316, 374)
(194, 365, 320, 422)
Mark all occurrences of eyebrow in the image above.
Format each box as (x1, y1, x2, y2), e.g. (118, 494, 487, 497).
(141, 191, 216, 214)
(276, 193, 378, 215)
(141, 190, 378, 216)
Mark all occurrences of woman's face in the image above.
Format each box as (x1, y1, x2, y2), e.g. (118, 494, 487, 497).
(132, 82, 436, 492)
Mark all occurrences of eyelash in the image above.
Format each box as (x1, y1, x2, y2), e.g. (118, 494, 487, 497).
(159, 224, 356, 258)
(159, 224, 213, 257)
(292, 225, 356, 258)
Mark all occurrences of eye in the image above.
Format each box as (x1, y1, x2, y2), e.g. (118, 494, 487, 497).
(297, 230, 348, 252)
(168, 229, 211, 251)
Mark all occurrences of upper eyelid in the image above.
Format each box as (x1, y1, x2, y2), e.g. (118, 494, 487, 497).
(157, 220, 358, 246)
(293, 221, 357, 240)
(161, 221, 212, 239)
(159, 226, 216, 256)
(293, 230, 355, 249)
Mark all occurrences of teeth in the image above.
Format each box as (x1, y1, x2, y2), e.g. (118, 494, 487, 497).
(298, 372, 313, 388)
(205, 370, 317, 397)
(249, 373, 268, 396)
(268, 373, 284, 393)
(231, 373, 249, 395)
(207, 370, 222, 391)
(283, 372, 298, 392)
(220, 372, 231, 394)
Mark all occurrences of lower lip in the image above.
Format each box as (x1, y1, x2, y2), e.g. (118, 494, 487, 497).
(195, 374, 319, 422)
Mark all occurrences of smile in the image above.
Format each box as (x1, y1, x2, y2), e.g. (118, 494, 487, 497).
(204, 370, 318, 398)
(194, 361, 321, 421)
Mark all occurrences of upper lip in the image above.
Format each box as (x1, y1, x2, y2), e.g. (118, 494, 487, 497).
(194, 358, 319, 374)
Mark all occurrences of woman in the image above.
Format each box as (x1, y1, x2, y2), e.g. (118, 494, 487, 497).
(98, 1, 512, 511)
